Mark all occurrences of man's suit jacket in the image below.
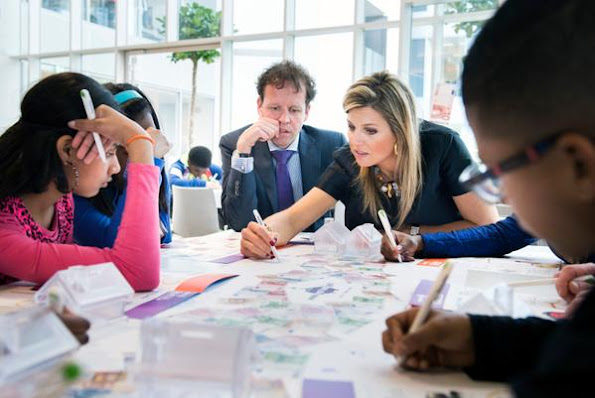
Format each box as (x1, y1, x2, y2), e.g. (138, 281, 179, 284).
(219, 124, 347, 232)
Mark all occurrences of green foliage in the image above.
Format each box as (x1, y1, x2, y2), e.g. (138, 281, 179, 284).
(157, 3, 222, 64)
(445, 0, 498, 38)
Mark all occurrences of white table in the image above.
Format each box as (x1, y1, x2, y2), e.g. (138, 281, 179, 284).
(0, 232, 563, 397)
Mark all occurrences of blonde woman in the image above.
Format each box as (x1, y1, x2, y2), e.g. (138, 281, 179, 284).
(240, 71, 498, 259)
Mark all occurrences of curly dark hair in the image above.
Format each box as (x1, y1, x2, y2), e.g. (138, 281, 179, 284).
(256, 60, 317, 106)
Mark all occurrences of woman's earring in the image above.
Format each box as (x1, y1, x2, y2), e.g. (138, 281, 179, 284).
(67, 162, 79, 191)
(394, 142, 398, 156)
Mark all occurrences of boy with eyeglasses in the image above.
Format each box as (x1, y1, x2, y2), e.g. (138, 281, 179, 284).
(382, 1, 595, 396)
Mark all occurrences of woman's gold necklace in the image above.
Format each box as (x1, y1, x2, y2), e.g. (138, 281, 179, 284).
(373, 167, 400, 199)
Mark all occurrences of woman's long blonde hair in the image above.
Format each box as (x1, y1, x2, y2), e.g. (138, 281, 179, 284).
(343, 71, 422, 228)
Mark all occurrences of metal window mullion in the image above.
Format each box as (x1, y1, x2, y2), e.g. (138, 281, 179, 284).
(116, 0, 127, 47)
(166, 0, 179, 42)
(283, 0, 295, 59)
(219, 0, 234, 134)
(352, 0, 364, 81)
(28, 0, 40, 84)
(430, 4, 444, 100)
(219, 39, 233, 137)
(398, 0, 413, 80)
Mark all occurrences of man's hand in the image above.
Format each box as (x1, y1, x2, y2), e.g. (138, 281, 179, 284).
(236, 117, 280, 154)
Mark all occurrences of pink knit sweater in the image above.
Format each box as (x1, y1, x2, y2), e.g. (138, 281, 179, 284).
(0, 163, 160, 291)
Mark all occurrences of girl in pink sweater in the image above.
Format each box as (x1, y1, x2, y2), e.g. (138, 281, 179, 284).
(0, 73, 160, 291)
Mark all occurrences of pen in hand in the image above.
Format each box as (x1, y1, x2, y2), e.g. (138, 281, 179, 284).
(397, 260, 453, 368)
(80, 89, 107, 163)
(252, 209, 281, 262)
(378, 209, 402, 262)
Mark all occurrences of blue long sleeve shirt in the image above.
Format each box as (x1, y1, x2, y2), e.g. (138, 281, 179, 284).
(74, 158, 172, 248)
(420, 215, 537, 258)
(169, 159, 223, 188)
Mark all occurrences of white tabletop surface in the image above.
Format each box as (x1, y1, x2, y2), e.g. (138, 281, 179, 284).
(0, 231, 564, 398)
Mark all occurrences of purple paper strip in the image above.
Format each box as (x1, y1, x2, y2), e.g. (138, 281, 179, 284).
(302, 379, 355, 398)
(211, 253, 246, 264)
(409, 279, 450, 309)
(125, 291, 198, 319)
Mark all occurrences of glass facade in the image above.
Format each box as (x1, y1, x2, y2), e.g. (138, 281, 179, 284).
(1, 0, 498, 158)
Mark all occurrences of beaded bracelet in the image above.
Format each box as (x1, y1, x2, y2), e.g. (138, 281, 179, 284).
(125, 134, 155, 147)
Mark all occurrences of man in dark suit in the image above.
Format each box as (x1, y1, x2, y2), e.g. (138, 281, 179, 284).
(220, 61, 347, 232)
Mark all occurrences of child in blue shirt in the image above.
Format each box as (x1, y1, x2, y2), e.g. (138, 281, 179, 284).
(74, 83, 173, 247)
(169, 146, 223, 188)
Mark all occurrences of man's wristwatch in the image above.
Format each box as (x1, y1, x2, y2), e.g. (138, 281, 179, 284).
(238, 152, 251, 158)
(409, 224, 420, 236)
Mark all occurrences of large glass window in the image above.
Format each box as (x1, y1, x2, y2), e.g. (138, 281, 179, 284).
(41, 0, 70, 53)
(40, 57, 70, 79)
(20, 1, 29, 55)
(233, 0, 283, 35)
(365, 0, 400, 22)
(6, 0, 501, 163)
(128, 0, 166, 44)
(230, 39, 283, 130)
(82, 53, 116, 82)
(178, 1, 222, 40)
(412, 5, 435, 18)
(363, 27, 399, 77)
(444, 0, 498, 16)
(408, 25, 433, 116)
(436, 20, 483, 155)
(42, 0, 69, 13)
(294, 33, 353, 133)
(129, 50, 221, 162)
(295, 0, 355, 30)
(82, 0, 116, 49)
(84, 0, 116, 28)
(406, 1, 497, 157)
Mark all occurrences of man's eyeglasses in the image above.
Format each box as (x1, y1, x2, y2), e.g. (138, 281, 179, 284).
(459, 132, 564, 204)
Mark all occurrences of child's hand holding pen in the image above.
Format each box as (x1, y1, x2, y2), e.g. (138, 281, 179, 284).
(380, 229, 420, 262)
(71, 131, 115, 165)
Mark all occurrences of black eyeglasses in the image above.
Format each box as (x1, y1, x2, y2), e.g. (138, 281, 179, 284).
(459, 131, 565, 203)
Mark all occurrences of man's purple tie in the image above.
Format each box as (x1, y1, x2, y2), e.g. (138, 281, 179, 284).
(271, 150, 296, 211)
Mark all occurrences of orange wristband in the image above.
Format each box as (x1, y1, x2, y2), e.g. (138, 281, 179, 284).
(126, 134, 155, 147)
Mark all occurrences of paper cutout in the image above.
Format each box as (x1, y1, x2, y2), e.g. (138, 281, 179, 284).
(409, 279, 450, 309)
(430, 82, 456, 122)
(125, 274, 237, 319)
(125, 291, 198, 319)
(211, 253, 245, 264)
(175, 273, 238, 293)
(302, 379, 355, 398)
(418, 258, 448, 267)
